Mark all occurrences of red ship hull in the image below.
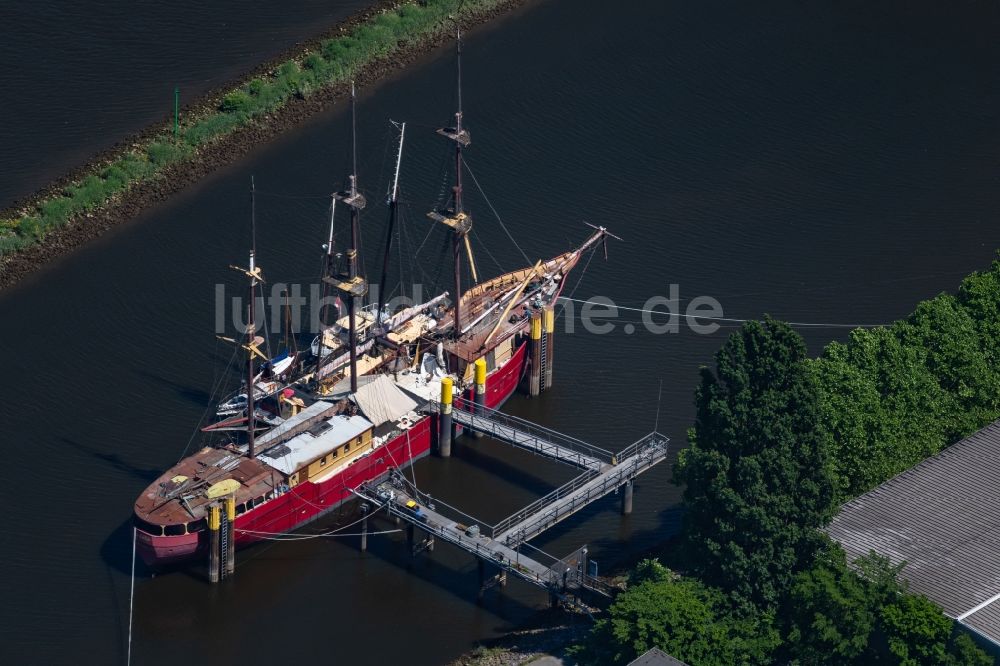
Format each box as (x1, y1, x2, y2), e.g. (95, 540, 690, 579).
(136, 341, 527, 567)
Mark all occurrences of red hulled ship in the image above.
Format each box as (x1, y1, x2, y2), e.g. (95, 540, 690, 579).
(133, 35, 612, 568)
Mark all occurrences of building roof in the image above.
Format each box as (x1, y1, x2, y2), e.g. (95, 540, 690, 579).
(827, 419, 1000, 645)
(627, 648, 689, 666)
(257, 413, 372, 475)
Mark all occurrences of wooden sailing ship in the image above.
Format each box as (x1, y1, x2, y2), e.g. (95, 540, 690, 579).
(133, 32, 614, 567)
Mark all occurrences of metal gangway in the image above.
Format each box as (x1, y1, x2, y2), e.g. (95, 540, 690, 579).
(352, 426, 669, 605)
(424, 398, 615, 471)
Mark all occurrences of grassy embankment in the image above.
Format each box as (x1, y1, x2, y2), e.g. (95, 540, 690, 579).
(0, 0, 507, 256)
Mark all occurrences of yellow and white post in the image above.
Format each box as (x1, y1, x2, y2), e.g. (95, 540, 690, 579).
(543, 305, 555, 391)
(438, 376, 454, 457)
(207, 503, 221, 584)
(529, 310, 543, 397)
(472, 358, 487, 438)
(224, 495, 236, 577)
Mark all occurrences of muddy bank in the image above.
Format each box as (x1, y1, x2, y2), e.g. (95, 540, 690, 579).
(0, 0, 527, 292)
(447, 610, 590, 666)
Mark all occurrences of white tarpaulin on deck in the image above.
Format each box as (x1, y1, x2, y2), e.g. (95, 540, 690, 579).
(351, 374, 419, 426)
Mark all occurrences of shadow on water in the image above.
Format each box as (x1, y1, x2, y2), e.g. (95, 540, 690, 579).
(101, 517, 145, 576)
(62, 437, 163, 483)
(352, 515, 544, 620)
(452, 436, 561, 497)
(134, 368, 216, 407)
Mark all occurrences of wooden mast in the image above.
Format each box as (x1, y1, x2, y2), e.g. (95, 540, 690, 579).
(428, 28, 472, 342)
(376, 121, 406, 332)
(247, 179, 257, 458)
(229, 179, 266, 458)
(327, 81, 368, 393)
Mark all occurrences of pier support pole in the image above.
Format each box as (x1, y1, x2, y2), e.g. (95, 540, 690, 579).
(472, 358, 486, 438)
(477, 560, 486, 601)
(543, 305, 555, 391)
(622, 481, 634, 515)
(438, 376, 454, 457)
(529, 310, 542, 397)
(207, 504, 220, 584)
(224, 496, 236, 578)
(360, 504, 369, 552)
(407, 524, 415, 554)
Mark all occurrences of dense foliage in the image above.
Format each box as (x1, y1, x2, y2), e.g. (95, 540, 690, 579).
(573, 293, 1000, 664)
(812, 259, 1000, 497)
(0, 0, 509, 255)
(674, 316, 836, 612)
(573, 547, 992, 665)
(569, 560, 778, 666)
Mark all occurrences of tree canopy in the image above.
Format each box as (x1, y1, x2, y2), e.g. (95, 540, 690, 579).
(674, 316, 836, 612)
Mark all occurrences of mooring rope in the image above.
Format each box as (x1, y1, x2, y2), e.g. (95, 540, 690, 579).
(127, 526, 136, 666)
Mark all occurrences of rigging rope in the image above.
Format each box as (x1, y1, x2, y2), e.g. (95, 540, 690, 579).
(235, 497, 388, 540)
(557, 297, 887, 329)
(127, 526, 136, 666)
(462, 157, 531, 265)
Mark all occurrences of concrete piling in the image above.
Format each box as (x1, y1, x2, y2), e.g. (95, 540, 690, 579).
(529, 310, 542, 397)
(543, 305, 555, 391)
(360, 504, 369, 552)
(438, 376, 454, 457)
(472, 358, 486, 438)
(224, 496, 236, 578)
(207, 503, 221, 584)
(477, 560, 486, 601)
(622, 481, 634, 515)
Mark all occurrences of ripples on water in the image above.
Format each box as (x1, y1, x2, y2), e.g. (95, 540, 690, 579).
(0, 0, 371, 206)
(2, 0, 1000, 663)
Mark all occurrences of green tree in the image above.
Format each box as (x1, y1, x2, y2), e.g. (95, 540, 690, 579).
(878, 593, 953, 665)
(571, 564, 778, 665)
(810, 325, 952, 498)
(784, 540, 874, 664)
(674, 316, 836, 612)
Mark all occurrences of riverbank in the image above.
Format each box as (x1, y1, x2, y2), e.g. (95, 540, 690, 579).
(0, 0, 527, 291)
(446, 610, 589, 666)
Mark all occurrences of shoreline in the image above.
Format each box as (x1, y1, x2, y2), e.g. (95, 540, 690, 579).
(0, 0, 529, 292)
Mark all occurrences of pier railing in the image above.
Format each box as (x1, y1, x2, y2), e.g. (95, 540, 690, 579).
(493, 432, 669, 547)
(491, 469, 601, 539)
(427, 398, 614, 470)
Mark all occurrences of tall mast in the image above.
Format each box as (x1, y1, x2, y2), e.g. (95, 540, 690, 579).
(319, 196, 337, 328)
(376, 121, 406, 331)
(454, 27, 464, 216)
(227, 179, 266, 457)
(246, 251, 257, 458)
(247, 179, 257, 458)
(327, 81, 368, 393)
(427, 27, 472, 342)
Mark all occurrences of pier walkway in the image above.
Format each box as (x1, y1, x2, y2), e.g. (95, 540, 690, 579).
(353, 424, 669, 604)
(425, 398, 613, 471)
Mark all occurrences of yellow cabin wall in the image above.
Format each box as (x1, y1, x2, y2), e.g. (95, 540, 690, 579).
(304, 429, 373, 480)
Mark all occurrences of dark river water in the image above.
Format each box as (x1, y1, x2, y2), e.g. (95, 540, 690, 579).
(0, 0, 371, 208)
(3, 0, 1000, 664)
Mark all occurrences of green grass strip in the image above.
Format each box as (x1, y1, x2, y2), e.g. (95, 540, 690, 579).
(0, 0, 508, 256)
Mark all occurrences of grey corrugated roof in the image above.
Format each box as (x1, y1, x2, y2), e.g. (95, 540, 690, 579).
(627, 647, 689, 666)
(827, 419, 1000, 644)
